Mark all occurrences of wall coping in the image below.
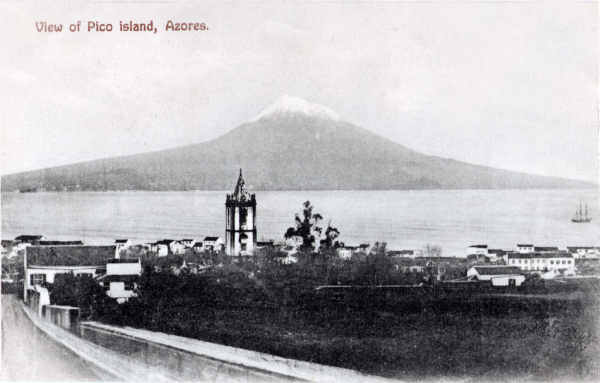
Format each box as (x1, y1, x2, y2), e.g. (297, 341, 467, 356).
(81, 321, 396, 383)
(46, 304, 80, 310)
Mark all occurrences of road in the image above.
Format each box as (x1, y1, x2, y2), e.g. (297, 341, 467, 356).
(1, 294, 106, 381)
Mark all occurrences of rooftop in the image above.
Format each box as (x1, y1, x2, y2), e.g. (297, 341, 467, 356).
(534, 246, 559, 252)
(27, 245, 116, 267)
(39, 240, 84, 246)
(15, 235, 44, 241)
(508, 252, 573, 259)
(107, 258, 140, 264)
(472, 266, 522, 275)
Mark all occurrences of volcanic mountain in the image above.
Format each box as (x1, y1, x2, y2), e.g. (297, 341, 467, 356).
(1, 96, 592, 191)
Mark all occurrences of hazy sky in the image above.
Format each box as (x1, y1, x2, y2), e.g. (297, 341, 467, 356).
(1, 1, 598, 182)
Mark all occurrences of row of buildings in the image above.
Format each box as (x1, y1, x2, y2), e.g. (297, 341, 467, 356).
(24, 244, 142, 304)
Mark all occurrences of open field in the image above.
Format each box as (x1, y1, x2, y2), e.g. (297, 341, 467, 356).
(100, 290, 600, 381)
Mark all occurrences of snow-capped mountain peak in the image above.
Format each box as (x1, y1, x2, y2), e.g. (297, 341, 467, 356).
(250, 95, 340, 122)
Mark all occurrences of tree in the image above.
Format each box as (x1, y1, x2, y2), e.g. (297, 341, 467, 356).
(49, 273, 117, 319)
(320, 224, 341, 251)
(284, 200, 324, 253)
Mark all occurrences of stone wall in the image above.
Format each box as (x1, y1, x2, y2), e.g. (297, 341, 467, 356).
(41, 305, 80, 331)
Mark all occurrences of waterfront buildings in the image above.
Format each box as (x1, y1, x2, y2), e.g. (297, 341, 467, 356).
(507, 252, 575, 275)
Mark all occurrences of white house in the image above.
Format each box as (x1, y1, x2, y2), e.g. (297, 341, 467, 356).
(202, 236, 224, 252)
(180, 239, 195, 248)
(98, 258, 142, 303)
(114, 239, 131, 256)
(466, 265, 525, 286)
(337, 245, 356, 260)
(516, 244, 534, 254)
(149, 241, 170, 257)
(151, 239, 185, 256)
(24, 245, 116, 303)
(507, 252, 575, 275)
(169, 240, 186, 255)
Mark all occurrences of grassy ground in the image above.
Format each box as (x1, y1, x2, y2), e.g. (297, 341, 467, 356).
(135, 293, 600, 381)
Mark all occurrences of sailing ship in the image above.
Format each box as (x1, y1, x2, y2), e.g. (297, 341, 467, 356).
(572, 202, 592, 223)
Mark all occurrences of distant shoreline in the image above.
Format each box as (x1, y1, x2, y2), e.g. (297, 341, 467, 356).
(1, 186, 597, 194)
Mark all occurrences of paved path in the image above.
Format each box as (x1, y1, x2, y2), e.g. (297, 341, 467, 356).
(0, 294, 105, 381)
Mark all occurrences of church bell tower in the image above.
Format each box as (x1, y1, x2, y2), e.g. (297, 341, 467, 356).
(225, 169, 257, 256)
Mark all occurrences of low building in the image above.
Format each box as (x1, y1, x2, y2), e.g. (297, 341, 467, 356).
(192, 242, 204, 253)
(388, 250, 416, 258)
(466, 244, 488, 256)
(202, 236, 224, 252)
(507, 252, 575, 275)
(169, 240, 186, 255)
(180, 239, 195, 248)
(24, 245, 116, 303)
(337, 245, 357, 259)
(151, 239, 185, 256)
(148, 242, 168, 256)
(97, 258, 141, 303)
(15, 235, 45, 245)
(487, 249, 506, 263)
(516, 244, 534, 254)
(114, 239, 131, 255)
(466, 265, 525, 286)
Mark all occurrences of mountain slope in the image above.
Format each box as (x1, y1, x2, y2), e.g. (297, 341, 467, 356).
(1, 97, 593, 191)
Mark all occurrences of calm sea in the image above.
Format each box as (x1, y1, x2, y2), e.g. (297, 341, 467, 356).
(1, 189, 598, 256)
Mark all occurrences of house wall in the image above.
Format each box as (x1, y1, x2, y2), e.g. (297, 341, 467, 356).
(156, 245, 169, 257)
(508, 257, 575, 273)
(490, 275, 525, 287)
(107, 262, 141, 275)
(25, 267, 99, 293)
(107, 281, 137, 303)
